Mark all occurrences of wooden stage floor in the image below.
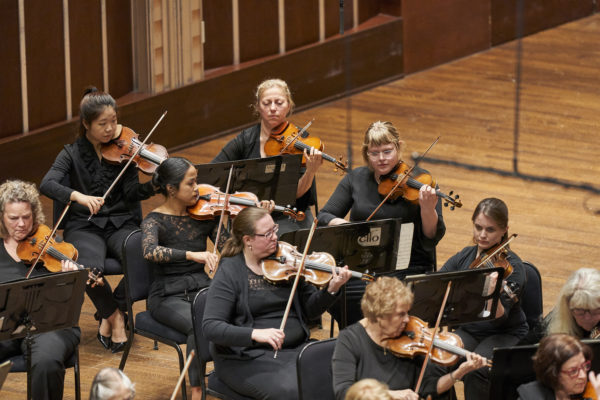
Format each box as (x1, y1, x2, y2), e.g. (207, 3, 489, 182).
(2, 13, 600, 400)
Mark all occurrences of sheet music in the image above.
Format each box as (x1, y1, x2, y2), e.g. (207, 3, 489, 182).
(395, 222, 414, 270)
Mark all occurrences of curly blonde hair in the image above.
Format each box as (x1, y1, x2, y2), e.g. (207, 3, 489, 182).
(0, 180, 45, 238)
(345, 378, 392, 400)
(361, 276, 413, 322)
(547, 268, 600, 337)
(252, 78, 295, 118)
(361, 121, 404, 166)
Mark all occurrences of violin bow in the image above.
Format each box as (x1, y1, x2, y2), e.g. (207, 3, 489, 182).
(414, 280, 453, 394)
(169, 350, 195, 400)
(88, 110, 168, 221)
(208, 165, 235, 279)
(278, 119, 314, 154)
(366, 137, 440, 221)
(25, 201, 73, 279)
(274, 217, 318, 359)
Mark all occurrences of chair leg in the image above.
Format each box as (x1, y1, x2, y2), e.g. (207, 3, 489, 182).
(175, 344, 188, 400)
(119, 328, 135, 371)
(154, 339, 159, 350)
(74, 348, 81, 400)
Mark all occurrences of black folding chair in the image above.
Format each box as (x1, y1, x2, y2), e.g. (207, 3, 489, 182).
(119, 229, 188, 400)
(9, 347, 81, 400)
(296, 338, 337, 400)
(191, 289, 252, 400)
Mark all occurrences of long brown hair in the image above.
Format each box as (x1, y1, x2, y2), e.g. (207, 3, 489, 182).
(220, 207, 270, 257)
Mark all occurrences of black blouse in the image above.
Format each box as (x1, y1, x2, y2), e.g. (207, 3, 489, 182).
(318, 166, 445, 268)
(40, 136, 155, 229)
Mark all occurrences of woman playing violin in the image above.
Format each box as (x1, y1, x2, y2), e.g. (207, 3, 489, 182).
(517, 334, 600, 400)
(40, 87, 156, 353)
(439, 197, 527, 400)
(212, 78, 323, 235)
(318, 121, 445, 325)
(202, 207, 352, 399)
(332, 277, 486, 400)
(0, 180, 81, 400)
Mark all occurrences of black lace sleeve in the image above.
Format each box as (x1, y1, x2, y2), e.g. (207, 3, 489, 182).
(141, 214, 187, 263)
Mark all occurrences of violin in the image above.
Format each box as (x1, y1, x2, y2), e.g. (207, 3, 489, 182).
(17, 224, 103, 287)
(101, 125, 168, 174)
(264, 121, 348, 173)
(468, 234, 517, 279)
(384, 315, 492, 368)
(261, 241, 373, 287)
(188, 184, 305, 221)
(378, 162, 462, 210)
(582, 381, 598, 400)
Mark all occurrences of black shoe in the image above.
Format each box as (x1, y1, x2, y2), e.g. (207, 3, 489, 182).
(97, 331, 112, 350)
(111, 341, 127, 353)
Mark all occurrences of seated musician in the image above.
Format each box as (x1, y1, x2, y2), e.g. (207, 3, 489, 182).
(142, 157, 274, 400)
(202, 207, 352, 399)
(517, 333, 600, 400)
(522, 268, 600, 344)
(438, 197, 527, 400)
(317, 121, 444, 325)
(212, 78, 323, 236)
(0, 180, 81, 400)
(332, 276, 486, 400)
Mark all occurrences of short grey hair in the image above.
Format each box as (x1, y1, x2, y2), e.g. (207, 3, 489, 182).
(89, 368, 135, 400)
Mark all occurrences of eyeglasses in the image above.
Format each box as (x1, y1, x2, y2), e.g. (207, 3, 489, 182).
(254, 224, 279, 240)
(561, 360, 591, 378)
(570, 308, 600, 318)
(366, 149, 395, 159)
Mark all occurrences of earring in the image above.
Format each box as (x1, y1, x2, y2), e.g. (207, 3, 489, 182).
(249, 245, 253, 251)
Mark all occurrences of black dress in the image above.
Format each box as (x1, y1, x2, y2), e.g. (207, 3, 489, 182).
(317, 166, 446, 326)
(212, 123, 316, 234)
(202, 253, 338, 399)
(0, 242, 81, 400)
(439, 245, 529, 400)
(40, 135, 155, 318)
(141, 212, 215, 387)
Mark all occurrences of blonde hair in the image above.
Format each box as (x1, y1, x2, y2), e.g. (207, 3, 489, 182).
(89, 367, 135, 400)
(0, 180, 45, 238)
(361, 277, 413, 322)
(361, 121, 404, 166)
(547, 268, 600, 337)
(345, 378, 392, 400)
(252, 78, 295, 118)
(220, 207, 270, 257)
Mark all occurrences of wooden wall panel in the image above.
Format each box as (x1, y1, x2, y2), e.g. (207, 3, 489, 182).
(284, 0, 319, 51)
(380, 0, 401, 17)
(68, 1, 103, 115)
(25, 0, 66, 130)
(106, 0, 133, 98)
(491, 0, 595, 45)
(238, 0, 278, 62)
(203, 0, 233, 70)
(1, 19, 403, 183)
(325, 0, 353, 38)
(358, 0, 380, 24)
(0, 0, 22, 138)
(402, 0, 490, 74)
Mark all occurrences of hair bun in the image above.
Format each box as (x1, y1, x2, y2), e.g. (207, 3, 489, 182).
(83, 86, 99, 97)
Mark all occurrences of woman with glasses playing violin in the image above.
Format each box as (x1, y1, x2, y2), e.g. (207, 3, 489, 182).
(203, 207, 352, 399)
(517, 334, 600, 400)
(438, 197, 527, 400)
(211, 78, 323, 236)
(522, 268, 600, 345)
(317, 121, 445, 326)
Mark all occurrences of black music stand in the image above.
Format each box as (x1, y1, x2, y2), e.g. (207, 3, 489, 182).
(281, 218, 409, 328)
(488, 339, 600, 400)
(0, 270, 87, 400)
(404, 268, 505, 328)
(195, 154, 302, 207)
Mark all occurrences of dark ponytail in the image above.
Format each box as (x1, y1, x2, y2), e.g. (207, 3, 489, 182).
(152, 157, 194, 196)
